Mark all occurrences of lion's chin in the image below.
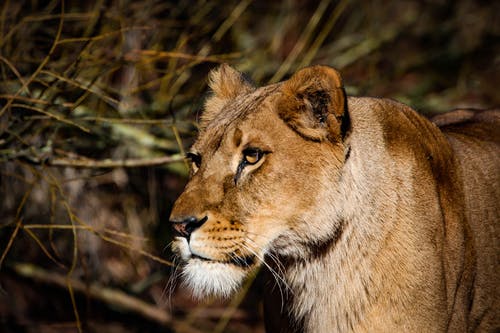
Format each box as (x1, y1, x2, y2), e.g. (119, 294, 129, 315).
(181, 258, 252, 299)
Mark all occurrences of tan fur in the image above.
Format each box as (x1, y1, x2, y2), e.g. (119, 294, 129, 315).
(169, 65, 499, 332)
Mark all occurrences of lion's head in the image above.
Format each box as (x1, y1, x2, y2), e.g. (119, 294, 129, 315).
(169, 65, 349, 298)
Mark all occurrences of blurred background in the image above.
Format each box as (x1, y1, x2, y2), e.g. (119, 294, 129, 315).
(0, 0, 498, 332)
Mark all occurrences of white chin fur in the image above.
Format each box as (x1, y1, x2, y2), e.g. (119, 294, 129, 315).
(181, 259, 248, 299)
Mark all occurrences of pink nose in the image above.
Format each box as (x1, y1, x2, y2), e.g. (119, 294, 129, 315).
(170, 216, 208, 239)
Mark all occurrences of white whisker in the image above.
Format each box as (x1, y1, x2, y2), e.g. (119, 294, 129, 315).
(162, 240, 174, 254)
(162, 255, 182, 308)
(227, 238, 293, 310)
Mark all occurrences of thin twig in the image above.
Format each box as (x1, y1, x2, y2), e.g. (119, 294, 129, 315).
(269, 0, 330, 83)
(128, 50, 239, 64)
(0, 0, 65, 117)
(11, 262, 173, 326)
(213, 272, 258, 333)
(298, 0, 350, 69)
(23, 224, 149, 242)
(0, 56, 30, 94)
(11, 103, 90, 133)
(20, 154, 184, 168)
(23, 228, 66, 269)
(212, 0, 252, 42)
(40, 70, 119, 108)
(0, 218, 23, 269)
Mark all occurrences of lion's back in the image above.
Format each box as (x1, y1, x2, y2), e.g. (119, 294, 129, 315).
(435, 109, 500, 231)
(436, 109, 500, 213)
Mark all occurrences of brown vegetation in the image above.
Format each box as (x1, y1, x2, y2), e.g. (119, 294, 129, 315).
(0, 0, 498, 332)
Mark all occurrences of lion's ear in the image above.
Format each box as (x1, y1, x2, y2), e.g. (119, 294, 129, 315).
(278, 65, 347, 141)
(201, 64, 254, 128)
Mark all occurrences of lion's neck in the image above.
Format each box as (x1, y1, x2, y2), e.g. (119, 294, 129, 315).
(266, 121, 422, 333)
(264, 98, 475, 332)
(282, 219, 382, 332)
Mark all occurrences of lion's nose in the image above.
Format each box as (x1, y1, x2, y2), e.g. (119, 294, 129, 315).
(171, 216, 208, 239)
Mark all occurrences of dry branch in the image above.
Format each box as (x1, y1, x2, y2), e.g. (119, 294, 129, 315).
(11, 262, 172, 326)
(20, 154, 184, 168)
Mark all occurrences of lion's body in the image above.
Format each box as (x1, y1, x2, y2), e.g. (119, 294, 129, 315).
(264, 99, 499, 332)
(170, 65, 499, 332)
(434, 109, 500, 332)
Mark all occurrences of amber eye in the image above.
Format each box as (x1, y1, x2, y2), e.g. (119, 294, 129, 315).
(242, 148, 262, 165)
(186, 152, 201, 172)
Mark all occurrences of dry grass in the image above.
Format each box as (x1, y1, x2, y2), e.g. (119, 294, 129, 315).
(0, 0, 498, 332)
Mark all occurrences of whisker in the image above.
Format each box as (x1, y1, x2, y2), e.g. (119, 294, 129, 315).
(227, 238, 293, 309)
(162, 257, 181, 308)
(247, 242, 290, 289)
(237, 241, 289, 308)
(242, 237, 287, 278)
(162, 240, 174, 254)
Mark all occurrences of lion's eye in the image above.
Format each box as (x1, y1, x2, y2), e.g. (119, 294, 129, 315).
(242, 148, 262, 165)
(186, 152, 201, 172)
(235, 147, 268, 184)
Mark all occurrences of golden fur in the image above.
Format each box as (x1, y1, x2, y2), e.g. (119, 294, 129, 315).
(169, 64, 499, 332)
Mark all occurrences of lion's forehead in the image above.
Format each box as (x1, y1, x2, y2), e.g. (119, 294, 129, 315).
(194, 84, 281, 154)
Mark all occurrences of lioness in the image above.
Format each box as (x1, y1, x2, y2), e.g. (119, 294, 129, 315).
(169, 64, 499, 332)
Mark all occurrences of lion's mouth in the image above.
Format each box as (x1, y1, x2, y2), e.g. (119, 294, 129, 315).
(191, 254, 256, 268)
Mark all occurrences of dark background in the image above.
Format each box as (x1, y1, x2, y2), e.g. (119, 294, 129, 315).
(0, 0, 498, 332)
